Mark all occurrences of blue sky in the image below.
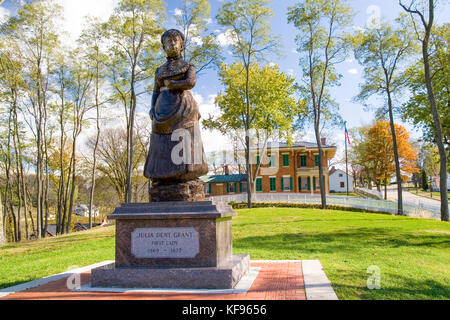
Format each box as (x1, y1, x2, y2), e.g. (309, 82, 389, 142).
(1, 0, 449, 161)
(163, 0, 450, 144)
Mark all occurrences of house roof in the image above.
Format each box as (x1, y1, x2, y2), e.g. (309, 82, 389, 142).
(329, 168, 351, 177)
(200, 174, 248, 183)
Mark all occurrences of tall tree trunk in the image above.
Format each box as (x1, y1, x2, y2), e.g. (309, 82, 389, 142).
(57, 88, 65, 235)
(12, 90, 22, 241)
(245, 63, 252, 209)
(66, 138, 77, 234)
(387, 89, 404, 215)
(125, 66, 137, 204)
(43, 107, 50, 237)
(4, 107, 18, 241)
(26, 188, 36, 235)
(421, 2, 448, 221)
(315, 128, 327, 209)
(385, 174, 388, 200)
(0, 193, 5, 245)
(89, 70, 101, 229)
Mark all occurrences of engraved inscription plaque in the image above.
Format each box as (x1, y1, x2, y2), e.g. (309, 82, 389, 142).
(131, 227, 200, 259)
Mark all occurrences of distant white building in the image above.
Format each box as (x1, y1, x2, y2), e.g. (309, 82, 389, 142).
(329, 168, 354, 193)
(434, 174, 450, 191)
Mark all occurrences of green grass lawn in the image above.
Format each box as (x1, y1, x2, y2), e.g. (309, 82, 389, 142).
(1, 208, 449, 300)
(329, 192, 360, 197)
(407, 188, 450, 201)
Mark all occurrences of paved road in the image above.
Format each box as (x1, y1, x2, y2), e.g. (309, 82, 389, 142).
(386, 185, 445, 219)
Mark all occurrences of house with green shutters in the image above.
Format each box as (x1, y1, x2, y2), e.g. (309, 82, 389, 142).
(201, 140, 337, 196)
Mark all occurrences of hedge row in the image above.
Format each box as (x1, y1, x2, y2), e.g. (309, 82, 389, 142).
(229, 202, 392, 215)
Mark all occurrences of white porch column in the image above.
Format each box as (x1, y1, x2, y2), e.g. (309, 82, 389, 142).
(310, 175, 314, 195)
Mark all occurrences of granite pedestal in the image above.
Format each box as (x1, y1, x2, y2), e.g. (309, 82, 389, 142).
(91, 201, 250, 289)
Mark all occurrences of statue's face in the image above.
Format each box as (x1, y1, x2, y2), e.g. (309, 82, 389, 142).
(163, 35, 183, 57)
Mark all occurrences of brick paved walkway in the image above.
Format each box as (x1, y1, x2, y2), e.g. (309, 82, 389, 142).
(1, 261, 306, 300)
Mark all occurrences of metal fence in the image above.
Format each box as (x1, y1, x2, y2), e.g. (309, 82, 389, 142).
(210, 193, 440, 220)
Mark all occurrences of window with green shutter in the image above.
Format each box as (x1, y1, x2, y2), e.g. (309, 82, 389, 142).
(298, 177, 302, 191)
(256, 155, 260, 166)
(256, 178, 262, 192)
(315, 155, 320, 167)
(270, 177, 276, 191)
(307, 177, 311, 190)
(282, 154, 289, 167)
(290, 177, 293, 191)
(269, 154, 275, 167)
(313, 177, 317, 191)
(300, 155, 307, 167)
(226, 183, 230, 193)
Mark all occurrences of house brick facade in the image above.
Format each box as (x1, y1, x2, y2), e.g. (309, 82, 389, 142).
(202, 141, 337, 197)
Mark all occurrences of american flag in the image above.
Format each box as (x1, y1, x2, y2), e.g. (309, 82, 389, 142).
(345, 127, 351, 146)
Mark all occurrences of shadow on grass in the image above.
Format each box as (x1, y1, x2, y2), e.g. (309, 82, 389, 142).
(233, 228, 450, 255)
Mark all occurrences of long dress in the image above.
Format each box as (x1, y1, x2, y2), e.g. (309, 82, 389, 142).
(143, 56, 208, 182)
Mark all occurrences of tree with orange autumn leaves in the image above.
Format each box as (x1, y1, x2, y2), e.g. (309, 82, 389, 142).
(351, 121, 419, 200)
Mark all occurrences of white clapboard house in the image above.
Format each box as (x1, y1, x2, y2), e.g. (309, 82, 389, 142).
(329, 167, 354, 193)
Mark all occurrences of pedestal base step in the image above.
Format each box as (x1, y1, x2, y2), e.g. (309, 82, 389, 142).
(91, 254, 249, 289)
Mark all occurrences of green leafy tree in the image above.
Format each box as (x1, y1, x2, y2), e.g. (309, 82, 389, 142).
(352, 17, 417, 215)
(287, 0, 353, 209)
(175, 0, 222, 75)
(421, 143, 440, 188)
(5, 0, 62, 238)
(104, 0, 166, 203)
(203, 62, 302, 191)
(399, 0, 448, 221)
(402, 24, 449, 161)
(216, 0, 279, 208)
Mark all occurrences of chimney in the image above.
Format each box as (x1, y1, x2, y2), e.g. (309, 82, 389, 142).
(321, 138, 326, 146)
(224, 165, 230, 176)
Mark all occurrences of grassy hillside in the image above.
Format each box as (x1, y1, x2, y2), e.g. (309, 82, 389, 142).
(1, 208, 449, 300)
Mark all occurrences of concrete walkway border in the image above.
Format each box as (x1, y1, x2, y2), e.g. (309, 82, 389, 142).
(302, 260, 338, 300)
(0, 260, 338, 300)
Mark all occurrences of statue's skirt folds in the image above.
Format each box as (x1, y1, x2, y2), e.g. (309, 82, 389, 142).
(144, 124, 208, 182)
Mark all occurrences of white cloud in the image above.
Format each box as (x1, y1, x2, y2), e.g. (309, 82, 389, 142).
(193, 93, 232, 153)
(191, 36, 203, 46)
(0, 6, 10, 24)
(287, 69, 295, 77)
(58, 0, 119, 43)
(353, 25, 365, 32)
(174, 8, 182, 16)
(348, 68, 358, 75)
(216, 29, 237, 47)
(192, 91, 204, 105)
(268, 62, 276, 67)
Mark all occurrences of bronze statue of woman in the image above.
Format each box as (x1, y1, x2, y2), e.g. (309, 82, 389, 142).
(144, 29, 209, 202)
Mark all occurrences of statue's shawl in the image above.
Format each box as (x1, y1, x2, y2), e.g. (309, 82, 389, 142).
(156, 59, 193, 80)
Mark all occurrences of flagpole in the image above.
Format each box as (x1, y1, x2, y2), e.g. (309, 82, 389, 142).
(345, 122, 349, 196)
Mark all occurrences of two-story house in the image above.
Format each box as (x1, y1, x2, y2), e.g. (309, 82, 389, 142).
(201, 140, 337, 197)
